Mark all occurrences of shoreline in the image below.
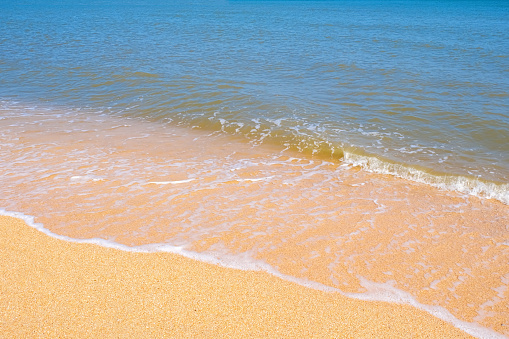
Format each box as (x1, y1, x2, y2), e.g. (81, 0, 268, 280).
(1, 110, 508, 337)
(1, 214, 474, 338)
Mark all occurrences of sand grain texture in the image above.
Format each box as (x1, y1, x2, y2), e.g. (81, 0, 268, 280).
(0, 215, 472, 338)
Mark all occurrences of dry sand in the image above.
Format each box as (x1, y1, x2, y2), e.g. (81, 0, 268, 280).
(0, 215, 472, 338)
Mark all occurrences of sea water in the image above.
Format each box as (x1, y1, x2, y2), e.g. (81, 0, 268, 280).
(0, 0, 508, 337)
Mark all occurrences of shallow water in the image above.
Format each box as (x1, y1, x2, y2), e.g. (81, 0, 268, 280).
(0, 106, 507, 337)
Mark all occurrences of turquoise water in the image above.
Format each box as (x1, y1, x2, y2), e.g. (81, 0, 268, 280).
(1, 0, 508, 201)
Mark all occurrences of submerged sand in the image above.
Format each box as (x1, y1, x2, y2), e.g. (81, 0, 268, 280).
(0, 215, 472, 338)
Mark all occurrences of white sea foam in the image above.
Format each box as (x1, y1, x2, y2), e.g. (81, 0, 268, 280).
(1, 208, 505, 339)
(344, 152, 509, 205)
(148, 179, 196, 185)
(236, 176, 274, 182)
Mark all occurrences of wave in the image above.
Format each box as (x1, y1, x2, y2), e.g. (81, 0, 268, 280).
(343, 152, 509, 205)
(2, 98, 508, 205)
(149, 111, 509, 205)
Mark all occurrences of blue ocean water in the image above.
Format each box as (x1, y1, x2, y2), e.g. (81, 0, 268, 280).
(1, 0, 508, 200)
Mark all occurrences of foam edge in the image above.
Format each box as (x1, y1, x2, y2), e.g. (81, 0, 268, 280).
(0, 209, 505, 339)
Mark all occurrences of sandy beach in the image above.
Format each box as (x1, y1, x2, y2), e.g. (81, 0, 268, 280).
(0, 214, 472, 338)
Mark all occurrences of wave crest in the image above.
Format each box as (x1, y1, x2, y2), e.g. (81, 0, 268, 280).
(344, 152, 509, 205)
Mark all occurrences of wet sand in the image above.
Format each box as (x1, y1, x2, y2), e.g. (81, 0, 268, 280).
(0, 215, 472, 338)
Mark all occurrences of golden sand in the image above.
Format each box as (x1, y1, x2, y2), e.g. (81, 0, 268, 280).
(0, 215, 472, 338)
